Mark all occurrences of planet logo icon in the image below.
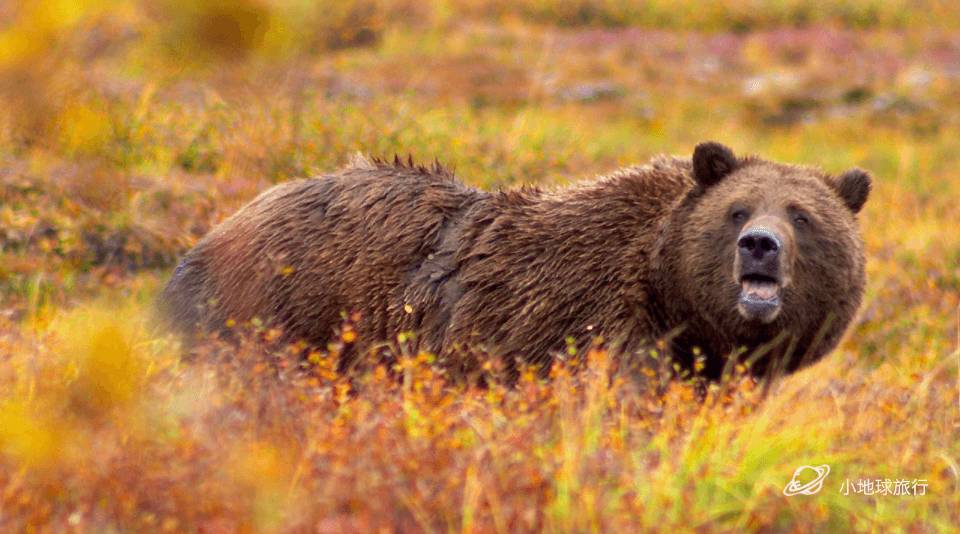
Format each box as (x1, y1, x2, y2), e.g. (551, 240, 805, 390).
(783, 465, 831, 496)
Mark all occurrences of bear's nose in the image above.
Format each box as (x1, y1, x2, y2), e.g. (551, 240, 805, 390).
(738, 228, 781, 264)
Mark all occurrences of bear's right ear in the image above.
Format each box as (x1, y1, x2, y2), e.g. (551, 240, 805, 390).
(692, 142, 738, 188)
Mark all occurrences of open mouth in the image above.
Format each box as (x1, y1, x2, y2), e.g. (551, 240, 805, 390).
(738, 273, 782, 323)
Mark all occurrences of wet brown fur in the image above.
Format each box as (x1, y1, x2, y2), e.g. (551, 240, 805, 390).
(160, 144, 870, 380)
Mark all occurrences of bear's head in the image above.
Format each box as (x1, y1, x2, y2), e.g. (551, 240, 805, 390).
(658, 141, 871, 377)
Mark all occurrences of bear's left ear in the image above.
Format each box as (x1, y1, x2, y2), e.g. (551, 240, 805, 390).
(692, 142, 738, 188)
(832, 168, 872, 214)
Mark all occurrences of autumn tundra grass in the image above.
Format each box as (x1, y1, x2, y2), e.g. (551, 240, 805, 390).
(0, 1, 958, 532)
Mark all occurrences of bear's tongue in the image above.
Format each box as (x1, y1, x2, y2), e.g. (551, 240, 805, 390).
(741, 279, 779, 301)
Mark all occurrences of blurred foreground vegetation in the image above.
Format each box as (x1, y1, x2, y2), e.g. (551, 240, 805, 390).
(0, 1, 958, 531)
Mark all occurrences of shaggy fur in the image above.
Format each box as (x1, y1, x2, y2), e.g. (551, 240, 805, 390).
(160, 144, 871, 380)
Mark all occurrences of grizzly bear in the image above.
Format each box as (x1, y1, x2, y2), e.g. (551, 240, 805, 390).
(160, 142, 871, 380)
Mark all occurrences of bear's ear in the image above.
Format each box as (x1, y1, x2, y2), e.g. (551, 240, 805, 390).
(692, 142, 738, 188)
(833, 168, 872, 214)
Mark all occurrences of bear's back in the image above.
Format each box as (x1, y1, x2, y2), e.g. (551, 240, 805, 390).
(160, 161, 489, 348)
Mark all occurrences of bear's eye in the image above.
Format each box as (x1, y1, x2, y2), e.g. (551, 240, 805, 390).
(731, 209, 749, 224)
(793, 212, 810, 226)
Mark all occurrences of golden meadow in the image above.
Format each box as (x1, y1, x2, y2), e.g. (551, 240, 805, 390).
(0, 1, 957, 531)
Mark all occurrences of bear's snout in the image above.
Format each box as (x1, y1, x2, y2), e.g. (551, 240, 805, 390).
(734, 218, 794, 324)
(737, 227, 782, 279)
